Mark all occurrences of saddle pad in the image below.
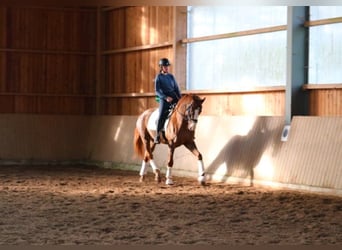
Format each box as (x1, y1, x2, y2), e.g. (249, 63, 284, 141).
(147, 109, 169, 131)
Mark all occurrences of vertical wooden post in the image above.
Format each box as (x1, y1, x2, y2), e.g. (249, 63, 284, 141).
(1, 7, 7, 93)
(95, 6, 102, 115)
(173, 6, 187, 91)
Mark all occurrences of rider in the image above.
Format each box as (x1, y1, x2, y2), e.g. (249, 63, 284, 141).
(154, 58, 182, 144)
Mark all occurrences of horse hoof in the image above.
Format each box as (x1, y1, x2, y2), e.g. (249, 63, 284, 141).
(154, 169, 161, 183)
(198, 175, 206, 186)
(165, 178, 174, 185)
(139, 175, 145, 182)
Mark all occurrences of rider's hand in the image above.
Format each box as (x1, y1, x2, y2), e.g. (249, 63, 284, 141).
(166, 96, 173, 102)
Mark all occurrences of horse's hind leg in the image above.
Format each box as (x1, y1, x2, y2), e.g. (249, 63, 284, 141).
(139, 142, 161, 183)
(148, 142, 162, 183)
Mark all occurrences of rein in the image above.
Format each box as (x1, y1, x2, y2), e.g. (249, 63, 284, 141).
(175, 102, 197, 123)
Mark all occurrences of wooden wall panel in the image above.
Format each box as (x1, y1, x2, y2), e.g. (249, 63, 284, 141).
(105, 6, 173, 50)
(0, 6, 97, 115)
(6, 53, 45, 93)
(0, 96, 14, 113)
(5, 53, 96, 95)
(103, 6, 174, 110)
(124, 7, 143, 48)
(142, 6, 173, 45)
(102, 97, 158, 115)
(100, 6, 284, 117)
(104, 47, 172, 97)
(0, 53, 5, 92)
(47, 9, 96, 51)
(201, 92, 285, 116)
(0, 7, 6, 47)
(1, 6, 340, 117)
(101, 91, 285, 116)
(0, 7, 5, 92)
(105, 8, 125, 50)
(7, 8, 46, 50)
(6, 7, 96, 51)
(308, 89, 342, 116)
(11, 96, 96, 115)
(104, 54, 125, 94)
(188, 91, 285, 116)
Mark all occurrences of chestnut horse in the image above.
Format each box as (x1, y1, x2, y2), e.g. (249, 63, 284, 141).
(133, 94, 206, 185)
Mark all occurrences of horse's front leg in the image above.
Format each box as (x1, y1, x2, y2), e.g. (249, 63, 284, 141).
(165, 146, 175, 185)
(184, 141, 206, 185)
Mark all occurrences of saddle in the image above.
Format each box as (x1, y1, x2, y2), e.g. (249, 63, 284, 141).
(147, 104, 176, 132)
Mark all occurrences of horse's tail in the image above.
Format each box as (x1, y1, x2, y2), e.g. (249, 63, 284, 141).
(133, 128, 145, 159)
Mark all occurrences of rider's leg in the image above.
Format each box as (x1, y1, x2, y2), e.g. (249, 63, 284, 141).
(154, 100, 168, 143)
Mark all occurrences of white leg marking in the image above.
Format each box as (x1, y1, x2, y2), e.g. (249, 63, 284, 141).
(149, 159, 159, 171)
(139, 160, 148, 176)
(197, 160, 206, 184)
(198, 160, 205, 176)
(166, 166, 172, 179)
(165, 166, 174, 185)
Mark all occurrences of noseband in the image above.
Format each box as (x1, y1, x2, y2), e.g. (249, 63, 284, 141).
(177, 102, 200, 123)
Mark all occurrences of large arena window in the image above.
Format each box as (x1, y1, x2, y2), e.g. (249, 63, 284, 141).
(308, 6, 342, 84)
(186, 6, 287, 91)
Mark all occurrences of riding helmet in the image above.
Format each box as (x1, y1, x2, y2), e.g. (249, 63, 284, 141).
(159, 58, 171, 67)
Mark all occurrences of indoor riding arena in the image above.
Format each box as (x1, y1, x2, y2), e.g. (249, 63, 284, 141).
(0, 2, 341, 246)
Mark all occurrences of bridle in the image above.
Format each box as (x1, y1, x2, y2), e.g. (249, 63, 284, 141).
(176, 102, 201, 124)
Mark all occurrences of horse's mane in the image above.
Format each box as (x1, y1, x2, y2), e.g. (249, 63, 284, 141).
(176, 94, 194, 106)
(171, 94, 190, 113)
(176, 94, 203, 108)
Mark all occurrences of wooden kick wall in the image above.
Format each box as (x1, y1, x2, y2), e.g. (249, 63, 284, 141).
(0, 114, 340, 195)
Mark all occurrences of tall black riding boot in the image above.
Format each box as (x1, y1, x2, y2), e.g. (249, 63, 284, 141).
(154, 117, 165, 143)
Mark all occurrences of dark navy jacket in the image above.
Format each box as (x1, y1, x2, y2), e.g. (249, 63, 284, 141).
(155, 73, 181, 102)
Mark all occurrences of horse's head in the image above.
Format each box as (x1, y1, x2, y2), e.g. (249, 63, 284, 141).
(178, 94, 206, 131)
